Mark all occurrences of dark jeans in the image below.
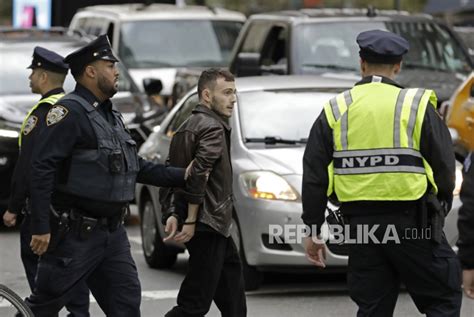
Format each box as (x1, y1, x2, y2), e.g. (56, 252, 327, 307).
(25, 224, 141, 317)
(347, 210, 462, 317)
(20, 216, 90, 317)
(166, 231, 247, 317)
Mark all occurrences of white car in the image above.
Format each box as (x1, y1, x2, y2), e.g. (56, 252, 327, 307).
(69, 3, 245, 100)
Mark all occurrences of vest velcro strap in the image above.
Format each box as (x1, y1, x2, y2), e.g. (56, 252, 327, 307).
(333, 148, 425, 175)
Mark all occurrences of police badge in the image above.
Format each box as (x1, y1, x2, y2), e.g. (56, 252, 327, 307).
(22, 115, 38, 135)
(46, 105, 68, 126)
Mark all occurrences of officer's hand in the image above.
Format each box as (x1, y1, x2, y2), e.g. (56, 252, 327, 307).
(463, 269, 474, 299)
(185, 160, 194, 180)
(304, 236, 326, 268)
(30, 234, 51, 256)
(163, 216, 179, 242)
(2, 210, 17, 227)
(174, 223, 196, 243)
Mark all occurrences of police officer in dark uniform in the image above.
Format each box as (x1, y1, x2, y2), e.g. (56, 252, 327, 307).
(24, 35, 187, 317)
(2, 47, 90, 316)
(458, 152, 474, 299)
(302, 30, 462, 316)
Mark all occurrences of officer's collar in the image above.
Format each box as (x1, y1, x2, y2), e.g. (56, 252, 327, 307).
(41, 87, 64, 100)
(355, 75, 404, 89)
(193, 104, 231, 131)
(74, 83, 106, 108)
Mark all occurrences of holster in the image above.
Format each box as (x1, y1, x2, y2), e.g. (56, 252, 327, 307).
(425, 193, 448, 244)
(47, 207, 71, 252)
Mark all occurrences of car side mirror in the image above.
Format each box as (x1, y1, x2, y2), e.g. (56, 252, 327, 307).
(143, 78, 163, 96)
(234, 52, 261, 77)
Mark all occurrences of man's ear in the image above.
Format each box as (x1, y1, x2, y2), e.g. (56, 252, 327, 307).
(360, 59, 366, 74)
(202, 88, 211, 104)
(393, 62, 402, 75)
(84, 65, 96, 79)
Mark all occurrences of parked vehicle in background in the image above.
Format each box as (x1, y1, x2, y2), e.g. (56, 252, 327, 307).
(454, 26, 474, 57)
(136, 75, 463, 290)
(69, 3, 245, 105)
(0, 27, 163, 211)
(447, 72, 474, 160)
(229, 8, 473, 106)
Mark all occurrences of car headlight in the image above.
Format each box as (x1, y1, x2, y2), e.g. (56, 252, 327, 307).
(453, 163, 463, 196)
(240, 171, 299, 201)
(0, 119, 20, 138)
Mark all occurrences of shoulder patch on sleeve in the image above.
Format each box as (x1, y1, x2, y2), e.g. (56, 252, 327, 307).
(22, 115, 38, 135)
(46, 105, 69, 126)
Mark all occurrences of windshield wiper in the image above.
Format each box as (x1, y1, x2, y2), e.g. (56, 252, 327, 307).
(245, 137, 307, 145)
(301, 63, 357, 71)
(403, 63, 444, 72)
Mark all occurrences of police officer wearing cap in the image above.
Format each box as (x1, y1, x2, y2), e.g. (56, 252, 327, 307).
(24, 35, 187, 317)
(458, 152, 474, 300)
(302, 30, 461, 316)
(2, 47, 91, 316)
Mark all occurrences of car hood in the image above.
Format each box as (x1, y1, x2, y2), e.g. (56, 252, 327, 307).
(247, 146, 305, 175)
(0, 95, 38, 124)
(316, 69, 468, 103)
(397, 69, 468, 103)
(129, 68, 177, 96)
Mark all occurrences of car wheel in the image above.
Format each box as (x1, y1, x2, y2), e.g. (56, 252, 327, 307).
(140, 196, 177, 269)
(230, 215, 263, 291)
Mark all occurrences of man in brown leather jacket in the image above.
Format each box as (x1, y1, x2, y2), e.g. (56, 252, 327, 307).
(163, 68, 247, 317)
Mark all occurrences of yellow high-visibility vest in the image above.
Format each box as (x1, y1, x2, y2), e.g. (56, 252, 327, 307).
(19, 93, 64, 147)
(324, 77, 437, 202)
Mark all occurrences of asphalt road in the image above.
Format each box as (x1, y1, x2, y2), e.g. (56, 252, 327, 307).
(1, 209, 474, 316)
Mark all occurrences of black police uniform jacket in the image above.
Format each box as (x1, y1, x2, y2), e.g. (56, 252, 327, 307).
(302, 76, 455, 235)
(458, 153, 474, 269)
(8, 88, 64, 214)
(29, 84, 185, 235)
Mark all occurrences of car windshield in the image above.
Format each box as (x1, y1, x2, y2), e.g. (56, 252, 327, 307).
(0, 42, 137, 95)
(119, 20, 242, 68)
(295, 21, 471, 74)
(238, 89, 342, 145)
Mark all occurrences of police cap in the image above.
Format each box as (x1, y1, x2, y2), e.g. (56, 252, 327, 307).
(27, 46, 69, 74)
(64, 34, 119, 75)
(356, 29, 409, 64)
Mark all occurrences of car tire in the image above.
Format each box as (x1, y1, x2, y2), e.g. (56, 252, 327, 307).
(230, 214, 263, 291)
(140, 196, 177, 269)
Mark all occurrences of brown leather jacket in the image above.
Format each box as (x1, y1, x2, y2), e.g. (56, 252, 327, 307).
(166, 104, 233, 237)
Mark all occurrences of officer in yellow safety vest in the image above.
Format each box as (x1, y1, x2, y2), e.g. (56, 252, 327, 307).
(302, 30, 461, 316)
(2, 46, 90, 316)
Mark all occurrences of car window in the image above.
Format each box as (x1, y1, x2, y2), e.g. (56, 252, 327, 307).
(295, 21, 471, 74)
(238, 89, 343, 144)
(119, 20, 242, 68)
(260, 26, 288, 67)
(166, 94, 199, 137)
(241, 21, 273, 53)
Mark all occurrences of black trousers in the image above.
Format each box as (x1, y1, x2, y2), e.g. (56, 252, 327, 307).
(20, 216, 90, 317)
(347, 210, 462, 317)
(25, 224, 141, 317)
(166, 231, 247, 317)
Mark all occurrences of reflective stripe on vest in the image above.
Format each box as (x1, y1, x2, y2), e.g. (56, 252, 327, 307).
(323, 83, 438, 202)
(19, 93, 64, 147)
